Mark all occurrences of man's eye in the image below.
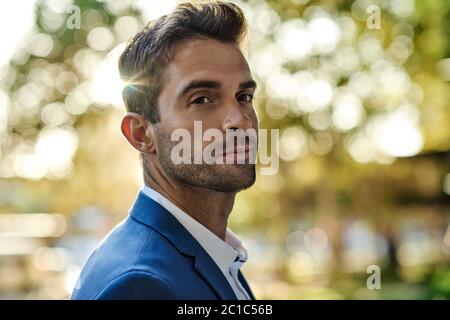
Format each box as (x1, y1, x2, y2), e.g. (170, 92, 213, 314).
(239, 94, 253, 102)
(191, 96, 212, 104)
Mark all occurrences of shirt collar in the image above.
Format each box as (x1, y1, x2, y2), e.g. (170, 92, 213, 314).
(141, 185, 248, 273)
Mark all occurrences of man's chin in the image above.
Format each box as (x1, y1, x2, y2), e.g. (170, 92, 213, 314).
(160, 160, 256, 193)
(212, 164, 256, 192)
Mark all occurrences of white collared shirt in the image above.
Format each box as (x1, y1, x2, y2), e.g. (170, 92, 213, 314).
(141, 185, 250, 300)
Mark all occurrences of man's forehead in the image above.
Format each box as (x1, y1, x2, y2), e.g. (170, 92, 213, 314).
(164, 38, 251, 80)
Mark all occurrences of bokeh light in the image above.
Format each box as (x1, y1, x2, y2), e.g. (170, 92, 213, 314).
(0, 0, 449, 300)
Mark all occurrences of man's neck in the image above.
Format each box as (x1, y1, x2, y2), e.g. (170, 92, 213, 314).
(144, 170, 236, 242)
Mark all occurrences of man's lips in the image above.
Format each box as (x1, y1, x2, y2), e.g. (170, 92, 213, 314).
(220, 145, 253, 156)
(224, 146, 251, 155)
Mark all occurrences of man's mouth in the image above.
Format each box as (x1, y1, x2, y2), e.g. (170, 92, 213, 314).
(220, 144, 255, 163)
(222, 145, 252, 155)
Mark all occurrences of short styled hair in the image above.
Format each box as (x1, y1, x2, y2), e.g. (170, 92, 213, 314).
(118, 1, 248, 123)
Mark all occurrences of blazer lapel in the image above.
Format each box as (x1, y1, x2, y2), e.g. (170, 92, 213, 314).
(238, 270, 256, 300)
(193, 249, 237, 300)
(129, 191, 237, 300)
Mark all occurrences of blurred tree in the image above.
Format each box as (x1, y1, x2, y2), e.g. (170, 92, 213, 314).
(0, 0, 449, 299)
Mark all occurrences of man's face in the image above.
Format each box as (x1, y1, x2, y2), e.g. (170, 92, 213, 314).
(153, 37, 258, 192)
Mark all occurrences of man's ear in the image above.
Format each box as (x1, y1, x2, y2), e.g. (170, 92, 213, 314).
(121, 113, 157, 154)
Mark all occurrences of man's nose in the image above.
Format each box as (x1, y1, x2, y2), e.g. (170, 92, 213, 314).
(221, 102, 253, 132)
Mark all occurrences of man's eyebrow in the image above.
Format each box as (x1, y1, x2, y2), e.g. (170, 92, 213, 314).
(176, 80, 221, 99)
(238, 79, 257, 91)
(176, 79, 257, 100)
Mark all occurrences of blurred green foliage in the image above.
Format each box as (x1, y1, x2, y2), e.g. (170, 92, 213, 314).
(0, 0, 449, 299)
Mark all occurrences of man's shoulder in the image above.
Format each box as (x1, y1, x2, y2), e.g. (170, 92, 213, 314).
(71, 215, 191, 299)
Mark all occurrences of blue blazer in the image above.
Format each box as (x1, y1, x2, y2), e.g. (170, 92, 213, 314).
(71, 191, 255, 300)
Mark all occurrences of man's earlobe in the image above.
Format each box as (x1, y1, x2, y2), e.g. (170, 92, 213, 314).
(120, 113, 156, 154)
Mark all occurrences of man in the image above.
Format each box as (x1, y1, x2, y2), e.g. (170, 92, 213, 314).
(72, 1, 258, 300)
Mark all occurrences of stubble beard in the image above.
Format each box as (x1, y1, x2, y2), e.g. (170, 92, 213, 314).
(154, 128, 256, 193)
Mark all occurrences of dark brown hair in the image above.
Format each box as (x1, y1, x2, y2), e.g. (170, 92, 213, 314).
(118, 1, 248, 123)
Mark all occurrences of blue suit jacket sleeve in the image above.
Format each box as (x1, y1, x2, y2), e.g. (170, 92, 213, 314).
(94, 271, 180, 300)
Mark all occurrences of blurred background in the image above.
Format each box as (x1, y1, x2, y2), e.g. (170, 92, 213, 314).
(0, 0, 449, 299)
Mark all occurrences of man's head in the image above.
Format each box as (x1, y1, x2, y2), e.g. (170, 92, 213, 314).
(119, 1, 258, 193)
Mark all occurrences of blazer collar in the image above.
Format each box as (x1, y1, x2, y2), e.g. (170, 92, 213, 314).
(129, 190, 237, 300)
